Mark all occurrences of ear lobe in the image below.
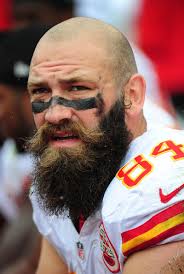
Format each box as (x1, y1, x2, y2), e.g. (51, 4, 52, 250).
(123, 74, 146, 115)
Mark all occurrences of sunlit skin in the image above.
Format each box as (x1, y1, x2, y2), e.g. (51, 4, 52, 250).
(28, 39, 121, 148)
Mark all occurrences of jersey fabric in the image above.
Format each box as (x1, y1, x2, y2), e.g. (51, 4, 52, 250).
(30, 128, 184, 274)
(0, 139, 33, 221)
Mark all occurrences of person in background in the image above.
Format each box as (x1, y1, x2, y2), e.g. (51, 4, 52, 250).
(12, 0, 74, 28)
(28, 17, 184, 274)
(0, 24, 50, 274)
(137, 0, 184, 126)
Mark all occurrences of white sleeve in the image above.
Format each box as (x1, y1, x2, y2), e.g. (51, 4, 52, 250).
(102, 128, 184, 271)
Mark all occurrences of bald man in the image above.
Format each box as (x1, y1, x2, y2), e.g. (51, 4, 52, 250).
(28, 17, 184, 274)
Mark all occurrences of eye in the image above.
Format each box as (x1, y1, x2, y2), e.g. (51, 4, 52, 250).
(31, 87, 49, 95)
(70, 85, 90, 92)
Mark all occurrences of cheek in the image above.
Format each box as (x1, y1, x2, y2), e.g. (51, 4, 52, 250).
(104, 94, 118, 112)
(33, 107, 103, 129)
(77, 109, 101, 129)
(33, 113, 45, 129)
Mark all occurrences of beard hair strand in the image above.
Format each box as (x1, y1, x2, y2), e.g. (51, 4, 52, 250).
(28, 100, 132, 221)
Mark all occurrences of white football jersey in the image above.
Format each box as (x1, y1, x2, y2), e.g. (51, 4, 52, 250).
(31, 128, 184, 274)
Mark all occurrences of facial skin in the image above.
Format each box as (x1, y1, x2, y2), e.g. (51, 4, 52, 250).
(0, 84, 34, 151)
(28, 18, 146, 220)
(28, 39, 122, 135)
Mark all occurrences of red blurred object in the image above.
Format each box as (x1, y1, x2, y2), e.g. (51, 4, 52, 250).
(79, 214, 85, 231)
(0, 0, 13, 30)
(138, 0, 184, 97)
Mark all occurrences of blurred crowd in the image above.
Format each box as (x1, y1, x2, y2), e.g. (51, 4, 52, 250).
(0, 0, 183, 273)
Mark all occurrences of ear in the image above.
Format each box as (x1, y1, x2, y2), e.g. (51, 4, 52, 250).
(123, 73, 146, 117)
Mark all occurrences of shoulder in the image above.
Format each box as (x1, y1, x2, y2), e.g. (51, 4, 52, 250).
(30, 190, 76, 256)
(30, 190, 52, 236)
(103, 128, 184, 206)
(102, 127, 184, 231)
(129, 127, 184, 152)
(123, 127, 184, 166)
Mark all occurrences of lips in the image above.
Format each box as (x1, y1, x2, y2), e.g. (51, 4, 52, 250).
(51, 131, 79, 141)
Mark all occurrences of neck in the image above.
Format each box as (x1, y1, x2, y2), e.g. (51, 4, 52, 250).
(134, 116, 147, 139)
(127, 113, 147, 141)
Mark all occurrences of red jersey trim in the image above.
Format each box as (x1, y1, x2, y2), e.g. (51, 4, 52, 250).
(122, 201, 184, 256)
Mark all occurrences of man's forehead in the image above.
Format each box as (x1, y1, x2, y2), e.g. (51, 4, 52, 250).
(32, 33, 108, 63)
(28, 66, 102, 89)
(30, 43, 110, 83)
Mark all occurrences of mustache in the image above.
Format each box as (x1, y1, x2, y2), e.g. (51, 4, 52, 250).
(27, 120, 103, 156)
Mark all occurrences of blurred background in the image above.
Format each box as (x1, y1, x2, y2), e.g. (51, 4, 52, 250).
(0, 0, 183, 273)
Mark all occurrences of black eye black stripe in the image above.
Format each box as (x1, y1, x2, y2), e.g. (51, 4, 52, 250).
(32, 95, 98, 114)
(32, 101, 50, 113)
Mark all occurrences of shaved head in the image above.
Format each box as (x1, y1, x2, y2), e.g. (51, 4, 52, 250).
(32, 17, 138, 85)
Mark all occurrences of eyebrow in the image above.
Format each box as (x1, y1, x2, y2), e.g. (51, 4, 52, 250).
(28, 77, 96, 90)
(27, 80, 47, 92)
(58, 75, 97, 84)
(28, 73, 99, 89)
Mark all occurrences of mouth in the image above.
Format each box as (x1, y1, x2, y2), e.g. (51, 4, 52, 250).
(52, 134, 78, 141)
(49, 131, 81, 147)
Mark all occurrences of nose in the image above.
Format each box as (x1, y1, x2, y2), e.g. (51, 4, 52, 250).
(44, 104, 75, 125)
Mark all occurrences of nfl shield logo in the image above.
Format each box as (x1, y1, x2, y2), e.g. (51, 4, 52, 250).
(76, 241, 85, 260)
